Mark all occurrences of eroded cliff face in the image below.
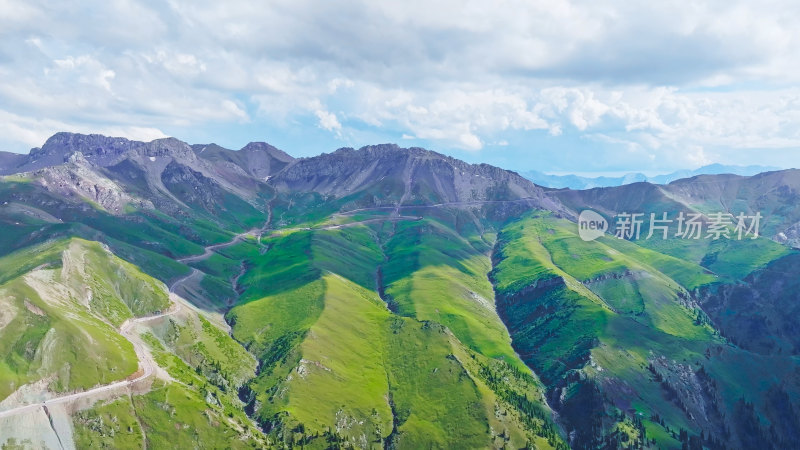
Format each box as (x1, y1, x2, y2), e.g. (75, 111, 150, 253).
(32, 153, 153, 214)
(2, 131, 800, 449)
(270, 143, 565, 214)
(697, 252, 800, 355)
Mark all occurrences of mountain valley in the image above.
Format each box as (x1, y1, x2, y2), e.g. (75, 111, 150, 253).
(0, 133, 798, 449)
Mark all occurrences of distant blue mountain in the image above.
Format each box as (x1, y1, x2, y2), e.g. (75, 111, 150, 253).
(522, 163, 783, 189)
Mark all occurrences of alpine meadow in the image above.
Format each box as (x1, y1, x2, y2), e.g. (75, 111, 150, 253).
(3, 1, 800, 448)
(0, 133, 797, 448)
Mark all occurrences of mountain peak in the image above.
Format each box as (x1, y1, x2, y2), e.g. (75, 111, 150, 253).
(353, 143, 448, 160)
(133, 137, 197, 165)
(240, 141, 275, 152)
(187, 140, 293, 179)
(38, 132, 132, 154)
(270, 142, 564, 216)
(240, 141, 294, 163)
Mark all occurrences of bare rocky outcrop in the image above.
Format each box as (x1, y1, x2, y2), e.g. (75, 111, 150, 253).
(271, 143, 568, 215)
(193, 142, 294, 180)
(32, 152, 153, 214)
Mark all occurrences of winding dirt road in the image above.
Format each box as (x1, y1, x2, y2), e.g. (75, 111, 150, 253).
(177, 229, 256, 264)
(0, 233, 237, 420)
(0, 213, 420, 422)
(0, 302, 179, 422)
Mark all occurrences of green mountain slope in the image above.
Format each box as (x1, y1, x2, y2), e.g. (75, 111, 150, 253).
(228, 218, 565, 449)
(2, 133, 800, 448)
(0, 237, 266, 448)
(0, 238, 168, 399)
(491, 212, 800, 449)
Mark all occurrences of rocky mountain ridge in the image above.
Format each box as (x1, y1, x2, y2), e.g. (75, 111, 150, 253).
(2, 132, 800, 449)
(1, 134, 570, 218)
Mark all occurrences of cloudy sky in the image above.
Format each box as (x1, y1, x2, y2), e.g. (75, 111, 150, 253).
(2, 0, 800, 173)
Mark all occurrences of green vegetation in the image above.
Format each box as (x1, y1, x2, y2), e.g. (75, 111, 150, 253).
(226, 217, 566, 448)
(74, 379, 264, 448)
(382, 218, 529, 369)
(189, 252, 241, 280)
(145, 311, 257, 391)
(74, 396, 145, 449)
(0, 239, 162, 400)
(4, 147, 800, 448)
(491, 211, 800, 448)
(75, 306, 265, 448)
(637, 231, 790, 281)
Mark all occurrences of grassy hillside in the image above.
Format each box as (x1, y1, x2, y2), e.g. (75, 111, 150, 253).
(0, 175, 254, 286)
(381, 218, 526, 367)
(0, 235, 266, 448)
(0, 238, 169, 401)
(4, 141, 800, 448)
(227, 218, 566, 449)
(74, 335, 265, 448)
(491, 212, 800, 449)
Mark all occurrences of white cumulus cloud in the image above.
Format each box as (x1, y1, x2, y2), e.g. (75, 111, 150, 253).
(0, 0, 799, 171)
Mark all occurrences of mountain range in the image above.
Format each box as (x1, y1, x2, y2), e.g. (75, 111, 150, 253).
(0, 132, 799, 449)
(522, 164, 783, 189)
